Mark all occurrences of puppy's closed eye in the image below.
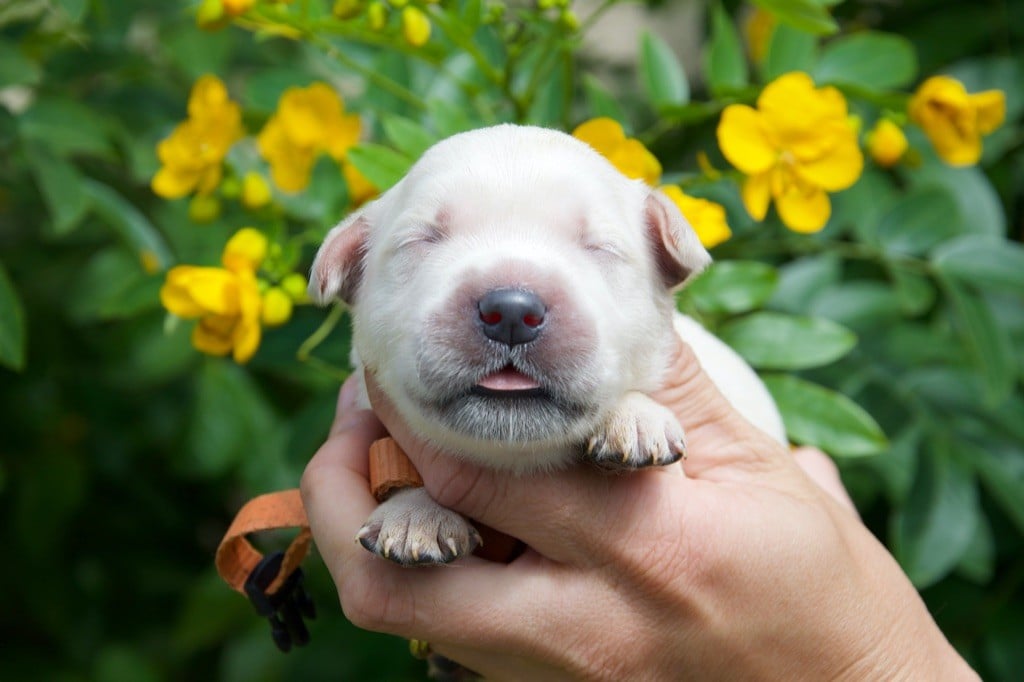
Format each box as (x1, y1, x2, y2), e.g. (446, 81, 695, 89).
(394, 223, 448, 251)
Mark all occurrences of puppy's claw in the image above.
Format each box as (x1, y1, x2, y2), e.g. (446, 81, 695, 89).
(359, 488, 480, 566)
(585, 393, 687, 471)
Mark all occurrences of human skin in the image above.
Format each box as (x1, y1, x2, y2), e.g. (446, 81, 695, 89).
(301, 338, 979, 681)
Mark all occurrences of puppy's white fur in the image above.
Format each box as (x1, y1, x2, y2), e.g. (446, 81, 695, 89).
(310, 125, 785, 564)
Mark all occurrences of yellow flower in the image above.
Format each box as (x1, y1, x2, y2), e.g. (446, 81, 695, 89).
(866, 119, 908, 168)
(261, 287, 294, 326)
(160, 265, 263, 363)
(401, 7, 431, 46)
(908, 75, 1005, 167)
(258, 83, 362, 192)
(241, 171, 273, 209)
(660, 186, 732, 248)
(342, 161, 378, 206)
(572, 118, 662, 185)
(222, 227, 269, 273)
(152, 75, 243, 199)
(717, 72, 863, 233)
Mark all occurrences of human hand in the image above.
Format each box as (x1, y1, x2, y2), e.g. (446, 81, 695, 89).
(302, 340, 977, 680)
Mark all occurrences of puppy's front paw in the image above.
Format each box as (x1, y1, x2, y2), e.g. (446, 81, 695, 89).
(356, 487, 482, 566)
(585, 392, 686, 470)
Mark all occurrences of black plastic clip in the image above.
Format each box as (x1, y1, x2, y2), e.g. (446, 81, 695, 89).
(244, 551, 316, 652)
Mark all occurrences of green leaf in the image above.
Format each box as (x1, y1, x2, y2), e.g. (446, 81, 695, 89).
(753, 0, 837, 36)
(831, 168, 898, 243)
(583, 75, 626, 125)
(940, 277, 1016, 404)
(427, 98, 476, 139)
(639, 31, 689, 110)
(768, 254, 840, 314)
(683, 260, 778, 314)
(81, 179, 172, 270)
(0, 262, 26, 371)
(763, 374, 888, 457)
(932, 236, 1024, 295)
(875, 187, 961, 257)
(0, 41, 41, 87)
(892, 435, 980, 588)
(25, 145, 90, 236)
(908, 163, 1004, 237)
(67, 249, 162, 322)
(956, 512, 994, 584)
(809, 282, 903, 330)
(968, 437, 1024, 536)
(719, 312, 856, 370)
(382, 115, 438, 159)
(17, 95, 114, 159)
(813, 32, 917, 90)
(526, 58, 567, 127)
(890, 270, 936, 316)
(185, 361, 282, 477)
(703, 3, 749, 94)
(346, 144, 414, 193)
(763, 23, 819, 81)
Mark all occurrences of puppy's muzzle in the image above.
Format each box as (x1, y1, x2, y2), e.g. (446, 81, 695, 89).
(477, 288, 546, 347)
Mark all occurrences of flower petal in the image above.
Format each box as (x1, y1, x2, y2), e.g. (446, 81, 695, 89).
(795, 131, 863, 191)
(970, 89, 1006, 134)
(222, 228, 268, 273)
(717, 105, 776, 175)
(661, 185, 731, 248)
(775, 183, 831, 233)
(572, 118, 627, 157)
(609, 139, 662, 185)
(192, 318, 234, 356)
(741, 172, 772, 222)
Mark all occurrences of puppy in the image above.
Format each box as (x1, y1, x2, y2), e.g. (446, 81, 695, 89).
(309, 124, 785, 565)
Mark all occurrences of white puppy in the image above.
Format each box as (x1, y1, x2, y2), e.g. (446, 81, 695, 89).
(309, 124, 785, 565)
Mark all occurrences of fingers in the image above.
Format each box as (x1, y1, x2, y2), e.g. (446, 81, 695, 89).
(791, 446, 858, 516)
(301, 377, 387, 591)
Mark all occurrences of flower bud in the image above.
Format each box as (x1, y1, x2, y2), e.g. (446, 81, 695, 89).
(222, 227, 269, 273)
(241, 171, 272, 210)
(332, 0, 364, 20)
(866, 119, 908, 168)
(188, 194, 222, 223)
(401, 6, 431, 46)
(367, 2, 388, 30)
(261, 287, 294, 326)
(196, 0, 230, 31)
(280, 273, 311, 303)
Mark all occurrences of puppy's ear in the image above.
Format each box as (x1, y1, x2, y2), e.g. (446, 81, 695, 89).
(308, 209, 370, 306)
(644, 190, 712, 291)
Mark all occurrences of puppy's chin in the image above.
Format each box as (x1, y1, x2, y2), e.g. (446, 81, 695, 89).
(421, 389, 596, 449)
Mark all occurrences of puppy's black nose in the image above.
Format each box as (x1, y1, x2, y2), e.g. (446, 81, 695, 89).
(478, 288, 546, 346)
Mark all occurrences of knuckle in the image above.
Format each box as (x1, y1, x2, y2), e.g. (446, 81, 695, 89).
(338, 570, 417, 634)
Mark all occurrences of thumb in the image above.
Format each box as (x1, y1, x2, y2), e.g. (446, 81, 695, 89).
(650, 336, 790, 479)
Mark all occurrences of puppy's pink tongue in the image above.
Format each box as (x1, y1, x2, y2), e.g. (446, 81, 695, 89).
(477, 367, 540, 391)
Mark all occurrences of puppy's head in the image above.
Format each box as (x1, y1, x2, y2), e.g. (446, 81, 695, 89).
(310, 125, 710, 470)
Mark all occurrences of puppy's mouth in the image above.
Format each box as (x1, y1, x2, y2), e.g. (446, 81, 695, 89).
(470, 364, 546, 398)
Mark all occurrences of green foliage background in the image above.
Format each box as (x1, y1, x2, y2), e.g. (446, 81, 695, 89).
(1, 0, 1023, 679)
